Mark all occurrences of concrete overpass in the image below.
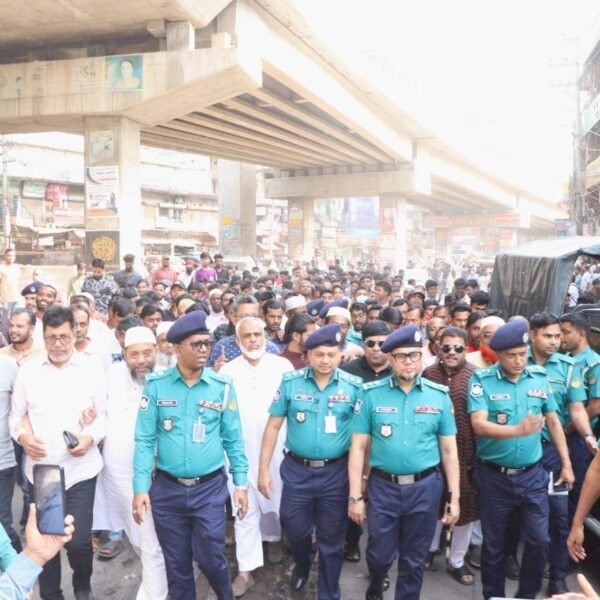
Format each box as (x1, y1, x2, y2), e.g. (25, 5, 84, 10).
(0, 0, 564, 265)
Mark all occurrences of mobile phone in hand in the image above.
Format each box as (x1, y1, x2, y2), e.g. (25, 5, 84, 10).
(33, 464, 67, 535)
(62, 431, 79, 449)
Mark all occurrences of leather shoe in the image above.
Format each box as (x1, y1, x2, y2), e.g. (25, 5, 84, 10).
(548, 579, 569, 596)
(365, 584, 383, 600)
(503, 554, 520, 581)
(74, 591, 93, 600)
(290, 564, 309, 592)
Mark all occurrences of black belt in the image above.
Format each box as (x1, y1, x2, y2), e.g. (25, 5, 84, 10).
(479, 460, 539, 476)
(156, 468, 222, 487)
(285, 451, 348, 468)
(371, 466, 438, 485)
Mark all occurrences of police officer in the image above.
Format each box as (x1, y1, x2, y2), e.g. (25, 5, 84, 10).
(258, 323, 362, 600)
(468, 319, 573, 600)
(349, 324, 460, 600)
(526, 311, 593, 596)
(132, 311, 249, 600)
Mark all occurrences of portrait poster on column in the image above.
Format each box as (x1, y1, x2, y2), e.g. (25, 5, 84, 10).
(85, 166, 119, 216)
(106, 55, 144, 91)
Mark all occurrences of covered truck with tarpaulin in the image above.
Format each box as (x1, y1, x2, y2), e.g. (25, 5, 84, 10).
(490, 236, 600, 319)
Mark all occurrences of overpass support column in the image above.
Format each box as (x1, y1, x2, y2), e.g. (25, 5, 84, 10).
(287, 197, 316, 263)
(217, 160, 256, 256)
(379, 193, 407, 269)
(83, 116, 142, 268)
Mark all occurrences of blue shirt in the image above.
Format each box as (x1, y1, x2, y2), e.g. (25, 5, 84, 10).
(0, 553, 42, 599)
(353, 375, 456, 475)
(569, 345, 600, 429)
(0, 524, 16, 572)
(468, 364, 557, 468)
(134, 366, 248, 493)
(207, 335, 280, 367)
(269, 367, 362, 460)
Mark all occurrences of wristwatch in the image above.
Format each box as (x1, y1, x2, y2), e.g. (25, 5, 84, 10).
(348, 495, 364, 504)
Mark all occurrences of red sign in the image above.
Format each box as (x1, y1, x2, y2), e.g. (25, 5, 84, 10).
(45, 184, 68, 209)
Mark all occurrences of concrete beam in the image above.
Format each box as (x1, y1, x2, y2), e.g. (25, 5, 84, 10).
(166, 21, 195, 51)
(265, 168, 424, 199)
(0, 48, 261, 131)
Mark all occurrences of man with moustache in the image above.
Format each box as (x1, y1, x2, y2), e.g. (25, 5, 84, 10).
(93, 326, 168, 599)
(220, 318, 294, 596)
(0, 309, 44, 365)
(467, 316, 505, 369)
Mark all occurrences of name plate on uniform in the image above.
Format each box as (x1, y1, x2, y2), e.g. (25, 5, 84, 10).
(157, 399, 178, 407)
(294, 393, 314, 402)
(489, 394, 510, 401)
(375, 406, 398, 413)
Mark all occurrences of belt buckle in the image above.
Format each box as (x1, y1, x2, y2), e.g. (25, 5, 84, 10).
(504, 468, 520, 476)
(393, 474, 415, 485)
(177, 477, 197, 486)
(308, 459, 325, 468)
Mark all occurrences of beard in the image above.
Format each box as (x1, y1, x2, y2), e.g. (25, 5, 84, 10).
(398, 372, 417, 382)
(480, 343, 498, 365)
(241, 343, 266, 361)
(129, 367, 150, 385)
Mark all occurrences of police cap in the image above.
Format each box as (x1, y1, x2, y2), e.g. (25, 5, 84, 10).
(166, 310, 209, 343)
(488, 319, 529, 352)
(318, 298, 350, 320)
(307, 299, 325, 317)
(304, 323, 342, 350)
(380, 324, 423, 353)
(21, 281, 44, 296)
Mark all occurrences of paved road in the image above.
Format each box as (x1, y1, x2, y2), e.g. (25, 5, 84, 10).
(25, 527, 600, 600)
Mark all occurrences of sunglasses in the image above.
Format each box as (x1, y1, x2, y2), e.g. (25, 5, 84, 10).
(441, 344, 465, 354)
(365, 340, 384, 349)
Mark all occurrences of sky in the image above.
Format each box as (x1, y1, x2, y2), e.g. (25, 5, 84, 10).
(295, 0, 600, 199)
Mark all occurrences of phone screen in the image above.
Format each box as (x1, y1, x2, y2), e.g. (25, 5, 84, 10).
(550, 469, 569, 495)
(33, 465, 66, 535)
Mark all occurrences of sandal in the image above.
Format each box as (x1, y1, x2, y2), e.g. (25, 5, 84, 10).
(343, 542, 361, 563)
(97, 539, 125, 561)
(447, 563, 475, 586)
(424, 551, 438, 571)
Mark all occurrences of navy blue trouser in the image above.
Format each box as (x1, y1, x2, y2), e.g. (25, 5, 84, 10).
(0, 466, 21, 552)
(150, 470, 232, 600)
(568, 433, 594, 521)
(279, 454, 348, 600)
(473, 462, 549, 600)
(366, 470, 442, 600)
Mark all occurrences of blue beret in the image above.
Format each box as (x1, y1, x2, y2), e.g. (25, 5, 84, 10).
(318, 298, 349, 319)
(304, 323, 342, 350)
(489, 320, 529, 352)
(307, 299, 325, 317)
(21, 281, 44, 296)
(380, 324, 423, 353)
(166, 311, 209, 343)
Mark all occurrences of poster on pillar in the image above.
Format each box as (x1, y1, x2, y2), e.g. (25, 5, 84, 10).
(85, 231, 120, 268)
(106, 55, 143, 92)
(85, 166, 119, 216)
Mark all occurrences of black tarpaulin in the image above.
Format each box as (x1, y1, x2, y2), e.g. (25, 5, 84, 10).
(490, 236, 600, 318)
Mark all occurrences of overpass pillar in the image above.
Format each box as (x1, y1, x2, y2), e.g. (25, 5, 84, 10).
(287, 197, 316, 263)
(217, 160, 256, 257)
(83, 116, 142, 269)
(379, 193, 407, 269)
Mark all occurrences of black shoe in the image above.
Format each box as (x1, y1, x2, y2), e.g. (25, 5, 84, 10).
(74, 591, 93, 600)
(548, 579, 569, 596)
(290, 564, 309, 592)
(382, 574, 390, 591)
(365, 584, 383, 600)
(503, 554, 520, 581)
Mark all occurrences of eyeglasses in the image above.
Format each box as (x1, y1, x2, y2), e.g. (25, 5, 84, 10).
(44, 335, 73, 345)
(390, 351, 422, 363)
(179, 340, 212, 351)
(365, 340, 384, 349)
(441, 344, 465, 354)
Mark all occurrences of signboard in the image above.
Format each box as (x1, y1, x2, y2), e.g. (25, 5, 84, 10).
(85, 166, 119, 216)
(45, 184, 68, 209)
(53, 207, 84, 226)
(423, 212, 530, 229)
(22, 180, 46, 199)
(582, 92, 600, 136)
(85, 230, 119, 267)
(585, 154, 600, 189)
(106, 55, 144, 92)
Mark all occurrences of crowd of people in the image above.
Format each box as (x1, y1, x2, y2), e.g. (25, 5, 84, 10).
(0, 248, 599, 600)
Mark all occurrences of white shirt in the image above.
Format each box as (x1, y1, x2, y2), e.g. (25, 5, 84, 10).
(9, 352, 107, 488)
(0, 263, 21, 303)
(206, 310, 228, 332)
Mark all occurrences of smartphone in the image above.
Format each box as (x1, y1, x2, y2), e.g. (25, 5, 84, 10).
(33, 464, 67, 535)
(549, 469, 569, 496)
(62, 431, 79, 449)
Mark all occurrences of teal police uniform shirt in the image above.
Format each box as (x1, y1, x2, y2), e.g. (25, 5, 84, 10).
(347, 328, 362, 347)
(569, 345, 600, 429)
(268, 367, 362, 460)
(133, 366, 249, 494)
(352, 375, 457, 475)
(527, 349, 587, 441)
(468, 364, 557, 468)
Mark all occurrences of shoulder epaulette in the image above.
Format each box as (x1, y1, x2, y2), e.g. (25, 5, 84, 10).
(554, 353, 577, 366)
(337, 371, 363, 387)
(527, 365, 547, 375)
(146, 370, 170, 382)
(282, 368, 306, 381)
(209, 370, 233, 384)
(363, 378, 389, 391)
(422, 379, 449, 393)
(474, 367, 494, 378)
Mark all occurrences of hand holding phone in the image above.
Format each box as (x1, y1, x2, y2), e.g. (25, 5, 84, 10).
(33, 465, 67, 536)
(63, 431, 79, 450)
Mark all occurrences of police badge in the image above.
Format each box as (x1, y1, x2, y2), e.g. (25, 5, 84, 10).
(380, 424, 392, 438)
(496, 413, 508, 425)
(296, 411, 306, 423)
(163, 418, 174, 431)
